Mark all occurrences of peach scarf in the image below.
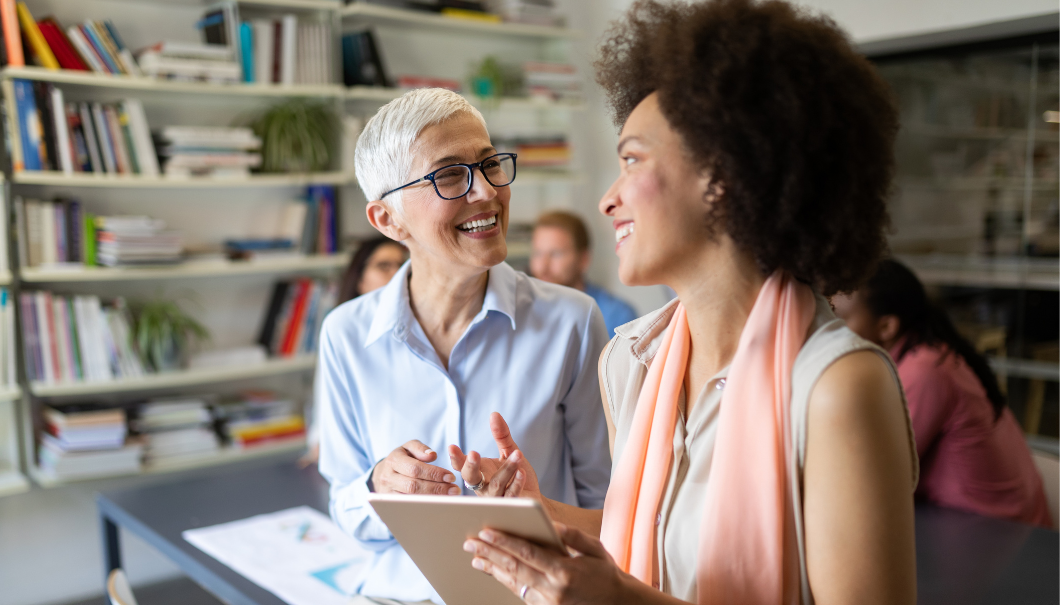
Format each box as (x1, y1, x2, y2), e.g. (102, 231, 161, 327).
(600, 272, 816, 604)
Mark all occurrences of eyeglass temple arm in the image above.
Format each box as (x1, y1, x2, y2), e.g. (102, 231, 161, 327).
(382, 177, 425, 199)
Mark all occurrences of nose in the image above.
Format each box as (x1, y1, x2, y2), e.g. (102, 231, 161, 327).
(599, 176, 621, 216)
(466, 167, 498, 202)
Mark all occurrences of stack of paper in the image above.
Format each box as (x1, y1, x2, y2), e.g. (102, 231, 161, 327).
(155, 126, 262, 179)
(134, 398, 219, 463)
(39, 406, 142, 479)
(136, 42, 241, 83)
(215, 391, 304, 450)
(95, 215, 183, 266)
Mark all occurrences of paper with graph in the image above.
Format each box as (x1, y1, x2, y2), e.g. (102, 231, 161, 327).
(183, 506, 370, 605)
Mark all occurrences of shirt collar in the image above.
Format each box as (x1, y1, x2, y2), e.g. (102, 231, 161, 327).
(364, 260, 518, 347)
(613, 297, 680, 365)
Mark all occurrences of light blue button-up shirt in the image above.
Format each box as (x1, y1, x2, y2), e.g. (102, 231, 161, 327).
(317, 261, 611, 603)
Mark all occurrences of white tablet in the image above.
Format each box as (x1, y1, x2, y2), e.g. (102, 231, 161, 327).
(368, 494, 565, 605)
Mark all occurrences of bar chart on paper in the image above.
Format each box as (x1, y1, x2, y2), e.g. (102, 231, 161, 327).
(183, 506, 370, 605)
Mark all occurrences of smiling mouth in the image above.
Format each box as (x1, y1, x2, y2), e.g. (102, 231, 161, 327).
(457, 215, 498, 233)
(615, 222, 634, 243)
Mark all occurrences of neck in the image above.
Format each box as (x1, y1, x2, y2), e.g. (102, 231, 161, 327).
(572, 276, 586, 292)
(670, 239, 766, 386)
(407, 253, 489, 368)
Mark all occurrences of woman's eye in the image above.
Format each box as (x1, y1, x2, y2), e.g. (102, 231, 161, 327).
(622, 156, 637, 166)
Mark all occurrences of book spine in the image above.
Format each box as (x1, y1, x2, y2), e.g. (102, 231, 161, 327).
(23, 198, 39, 267)
(279, 279, 310, 356)
(80, 23, 119, 74)
(117, 106, 139, 174)
(2, 79, 23, 171)
(280, 14, 296, 85)
(91, 102, 116, 173)
(34, 292, 55, 383)
(13, 196, 26, 270)
(66, 104, 89, 171)
(50, 86, 73, 174)
(19, 293, 38, 381)
(104, 105, 130, 173)
(67, 199, 81, 263)
(90, 21, 126, 75)
(83, 211, 96, 266)
(240, 21, 253, 83)
(122, 99, 158, 176)
(66, 26, 106, 73)
(252, 20, 273, 85)
(32, 82, 55, 171)
(65, 298, 82, 380)
(16, 2, 58, 69)
(39, 200, 55, 265)
(53, 201, 65, 264)
(0, 0, 22, 67)
(78, 103, 102, 173)
(13, 79, 41, 170)
(36, 21, 80, 71)
(271, 20, 282, 84)
(47, 19, 89, 70)
(51, 297, 71, 382)
(3, 290, 13, 386)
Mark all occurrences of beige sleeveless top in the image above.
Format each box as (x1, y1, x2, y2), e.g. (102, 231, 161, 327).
(601, 295, 919, 604)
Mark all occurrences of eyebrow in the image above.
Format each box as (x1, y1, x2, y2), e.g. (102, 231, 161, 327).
(616, 136, 643, 155)
(428, 146, 497, 171)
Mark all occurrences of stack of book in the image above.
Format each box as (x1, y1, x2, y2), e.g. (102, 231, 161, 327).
(246, 17, 332, 85)
(20, 293, 146, 385)
(39, 406, 143, 480)
(0, 3, 141, 75)
(215, 391, 305, 450)
(6, 80, 158, 175)
(17, 197, 95, 268)
(257, 278, 338, 358)
(522, 62, 580, 102)
(154, 126, 262, 179)
(224, 239, 298, 261)
(486, 0, 564, 26)
(133, 398, 219, 464)
(304, 186, 339, 254)
(495, 136, 570, 168)
(96, 216, 183, 267)
(135, 42, 240, 83)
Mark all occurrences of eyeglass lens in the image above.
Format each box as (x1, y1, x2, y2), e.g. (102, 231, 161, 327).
(433, 155, 516, 199)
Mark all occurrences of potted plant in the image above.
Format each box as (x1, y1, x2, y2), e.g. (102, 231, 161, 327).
(248, 100, 337, 173)
(134, 300, 210, 373)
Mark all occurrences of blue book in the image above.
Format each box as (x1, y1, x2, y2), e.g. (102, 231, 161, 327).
(80, 23, 122, 74)
(13, 80, 42, 171)
(240, 22, 254, 83)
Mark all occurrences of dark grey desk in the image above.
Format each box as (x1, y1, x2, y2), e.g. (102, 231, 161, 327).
(98, 460, 1059, 605)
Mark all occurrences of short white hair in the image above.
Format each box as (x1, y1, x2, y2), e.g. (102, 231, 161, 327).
(354, 88, 488, 209)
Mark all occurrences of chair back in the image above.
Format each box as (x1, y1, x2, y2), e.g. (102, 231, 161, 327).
(106, 569, 139, 605)
(1031, 450, 1059, 528)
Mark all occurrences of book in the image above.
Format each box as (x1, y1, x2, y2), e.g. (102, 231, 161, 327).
(0, 0, 22, 67)
(121, 99, 159, 176)
(91, 102, 116, 173)
(252, 20, 273, 84)
(80, 22, 120, 74)
(66, 25, 107, 73)
(13, 79, 43, 170)
(16, 2, 58, 69)
(279, 14, 296, 85)
(341, 30, 389, 87)
(256, 281, 290, 350)
(66, 104, 91, 172)
(103, 105, 129, 173)
(117, 105, 139, 173)
(3, 80, 23, 171)
(50, 86, 73, 174)
(78, 102, 103, 173)
(37, 18, 88, 71)
(239, 21, 253, 82)
(32, 82, 56, 170)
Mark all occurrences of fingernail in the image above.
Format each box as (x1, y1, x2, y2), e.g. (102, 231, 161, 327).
(425, 449, 435, 456)
(463, 541, 475, 553)
(516, 470, 524, 481)
(479, 530, 494, 542)
(510, 450, 521, 462)
(443, 473, 455, 483)
(471, 558, 485, 571)
(449, 486, 461, 495)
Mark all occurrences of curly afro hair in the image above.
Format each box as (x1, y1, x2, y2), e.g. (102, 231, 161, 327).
(594, 0, 897, 295)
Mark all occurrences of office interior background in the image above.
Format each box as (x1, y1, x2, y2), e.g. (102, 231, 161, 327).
(0, 0, 1055, 604)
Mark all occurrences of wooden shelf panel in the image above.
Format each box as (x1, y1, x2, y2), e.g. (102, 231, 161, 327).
(341, 4, 580, 39)
(21, 254, 349, 283)
(29, 439, 305, 488)
(1, 66, 344, 97)
(31, 355, 316, 398)
(12, 170, 353, 188)
(346, 86, 585, 111)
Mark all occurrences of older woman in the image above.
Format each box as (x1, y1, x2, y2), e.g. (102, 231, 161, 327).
(317, 88, 611, 604)
(461, 1, 918, 604)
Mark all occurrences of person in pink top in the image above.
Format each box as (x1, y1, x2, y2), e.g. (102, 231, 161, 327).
(833, 259, 1051, 527)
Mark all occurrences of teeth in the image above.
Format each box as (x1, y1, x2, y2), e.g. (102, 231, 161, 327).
(457, 215, 498, 232)
(615, 223, 634, 243)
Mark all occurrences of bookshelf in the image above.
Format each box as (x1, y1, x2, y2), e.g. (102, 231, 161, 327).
(0, 0, 587, 490)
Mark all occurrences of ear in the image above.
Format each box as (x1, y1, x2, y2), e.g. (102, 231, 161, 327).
(366, 200, 409, 242)
(877, 314, 902, 346)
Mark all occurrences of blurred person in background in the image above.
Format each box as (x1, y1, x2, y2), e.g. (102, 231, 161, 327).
(833, 259, 1051, 527)
(303, 236, 409, 464)
(530, 210, 637, 337)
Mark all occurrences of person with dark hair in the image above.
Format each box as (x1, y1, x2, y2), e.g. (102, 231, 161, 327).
(832, 259, 1051, 528)
(455, 1, 918, 603)
(337, 236, 408, 304)
(531, 210, 637, 337)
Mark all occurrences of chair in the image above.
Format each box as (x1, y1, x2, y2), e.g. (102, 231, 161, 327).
(1030, 450, 1060, 528)
(106, 569, 139, 605)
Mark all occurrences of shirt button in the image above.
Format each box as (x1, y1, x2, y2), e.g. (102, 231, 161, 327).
(655, 513, 661, 526)
(715, 378, 727, 390)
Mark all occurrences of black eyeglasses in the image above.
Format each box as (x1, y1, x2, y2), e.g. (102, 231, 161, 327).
(382, 153, 518, 200)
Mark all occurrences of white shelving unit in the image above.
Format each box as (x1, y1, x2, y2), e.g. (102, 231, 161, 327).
(346, 85, 586, 111)
(21, 254, 349, 283)
(12, 170, 353, 188)
(30, 355, 316, 398)
(340, 3, 581, 39)
(0, 387, 25, 496)
(898, 254, 1060, 291)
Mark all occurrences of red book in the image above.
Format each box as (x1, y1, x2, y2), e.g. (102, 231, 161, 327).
(278, 280, 311, 357)
(41, 17, 88, 70)
(37, 19, 87, 71)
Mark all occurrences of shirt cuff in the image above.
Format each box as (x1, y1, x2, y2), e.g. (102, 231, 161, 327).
(341, 466, 394, 545)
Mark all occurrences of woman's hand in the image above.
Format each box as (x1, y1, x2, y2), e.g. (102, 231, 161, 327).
(463, 523, 635, 605)
(371, 440, 460, 495)
(448, 412, 544, 501)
